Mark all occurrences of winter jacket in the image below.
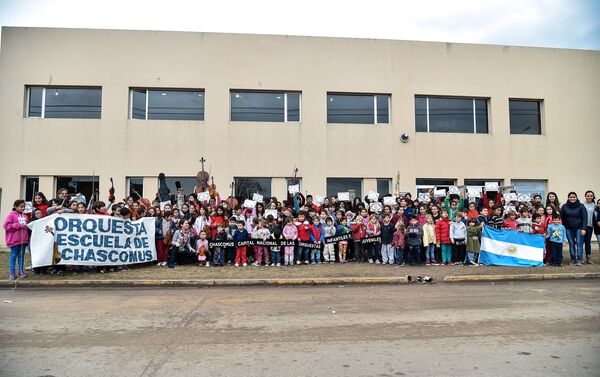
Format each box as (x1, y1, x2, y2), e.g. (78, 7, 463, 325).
(295, 219, 311, 241)
(450, 221, 467, 240)
(309, 223, 324, 243)
(283, 224, 298, 240)
(233, 228, 248, 242)
(380, 222, 395, 244)
(392, 230, 405, 249)
(593, 207, 600, 235)
(435, 218, 452, 244)
(3, 211, 30, 247)
(560, 200, 588, 230)
(422, 223, 436, 245)
(323, 224, 336, 238)
(466, 225, 482, 253)
(256, 227, 271, 240)
(405, 224, 423, 246)
(351, 223, 366, 240)
(366, 222, 381, 237)
(209, 215, 226, 238)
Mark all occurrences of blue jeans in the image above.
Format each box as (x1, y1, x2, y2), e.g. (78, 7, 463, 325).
(566, 228, 584, 263)
(310, 249, 321, 263)
(394, 246, 404, 265)
(583, 226, 593, 255)
(271, 251, 281, 265)
(213, 248, 224, 265)
(9, 244, 27, 273)
(425, 244, 436, 262)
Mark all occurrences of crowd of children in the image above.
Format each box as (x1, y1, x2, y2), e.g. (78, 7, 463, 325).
(3, 186, 600, 280)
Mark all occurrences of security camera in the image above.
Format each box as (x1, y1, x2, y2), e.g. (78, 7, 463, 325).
(400, 133, 409, 143)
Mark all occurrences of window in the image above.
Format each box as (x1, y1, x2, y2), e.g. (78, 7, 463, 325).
(130, 89, 204, 120)
(22, 176, 39, 200)
(327, 93, 390, 124)
(27, 87, 102, 119)
(415, 178, 456, 194)
(509, 100, 541, 134)
(415, 96, 488, 133)
(326, 178, 362, 199)
(230, 91, 300, 122)
(127, 177, 144, 197)
(55, 176, 100, 203)
(376, 179, 391, 196)
(234, 177, 272, 201)
(512, 180, 546, 199)
(163, 177, 198, 200)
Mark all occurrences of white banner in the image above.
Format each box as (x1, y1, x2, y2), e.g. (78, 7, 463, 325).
(27, 214, 156, 267)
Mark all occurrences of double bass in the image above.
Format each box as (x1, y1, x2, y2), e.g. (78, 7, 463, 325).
(194, 157, 210, 194)
(225, 181, 239, 209)
(287, 166, 305, 213)
(108, 177, 116, 203)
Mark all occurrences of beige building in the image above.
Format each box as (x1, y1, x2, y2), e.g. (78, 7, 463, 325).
(1, 27, 599, 243)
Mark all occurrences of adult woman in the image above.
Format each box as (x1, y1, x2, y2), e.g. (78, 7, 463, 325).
(33, 192, 49, 217)
(559, 192, 588, 266)
(593, 199, 600, 256)
(582, 191, 596, 263)
(546, 192, 561, 209)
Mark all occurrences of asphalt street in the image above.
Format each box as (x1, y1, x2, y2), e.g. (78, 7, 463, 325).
(1, 281, 599, 377)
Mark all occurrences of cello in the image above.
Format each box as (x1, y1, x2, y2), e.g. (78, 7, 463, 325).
(209, 176, 217, 199)
(108, 177, 116, 203)
(225, 181, 239, 209)
(194, 157, 210, 194)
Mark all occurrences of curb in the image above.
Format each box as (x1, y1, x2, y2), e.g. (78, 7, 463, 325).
(444, 272, 600, 283)
(0, 276, 409, 288)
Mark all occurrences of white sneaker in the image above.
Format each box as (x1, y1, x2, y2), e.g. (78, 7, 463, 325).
(296, 261, 301, 265)
(235, 263, 239, 267)
(304, 260, 309, 264)
(206, 262, 210, 267)
(277, 263, 281, 266)
(368, 259, 374, 264)
(375, 260, 381, 264)
(243, 263, 247, 267)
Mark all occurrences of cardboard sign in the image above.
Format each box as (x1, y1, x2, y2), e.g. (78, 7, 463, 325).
(338, 192, 350, 201)
(24, 201, 33, 214)
(418, 193, 431, 202)
(367, 191, 379, 202)
(265, 209, 278, 219)
(252, 193, 263, 203)
(370, 202, 383, 213)
(434, 189, 446, 197)
(288, 185, 300, 195)
(71, 195, 87, 204)
(314, 195, 324, 205)
(467, 186, 482, 198)
(485, 182, 499, 192)
(449, 186, 460, 195)
(505, 193, 518, 202)
(383, 196, 397, 206)
(243, 199, 257, 208)
(197, 191, 210, 202)
(517, 193, 532, 202)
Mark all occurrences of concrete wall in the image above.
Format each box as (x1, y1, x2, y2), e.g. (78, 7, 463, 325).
(1, 27, 599, 244)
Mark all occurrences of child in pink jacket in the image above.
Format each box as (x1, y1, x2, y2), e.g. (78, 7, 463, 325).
(3, 200, 30, 280)
(282, 217, 298, 266)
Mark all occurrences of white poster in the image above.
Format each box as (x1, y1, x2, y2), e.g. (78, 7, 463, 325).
(338, 192, 350, 201)
(485, 182, 499, 192)
(197, 192, 210, 202)
(418, 193, 431, 202)
(27, 214, 156, 267)
(367, 191, 379, 202)
(467, 186, 482, 198)
(265, 209, 278, 219)
(243, 199, 257, 208)
(288, 185, 300, 195)
(252, 193, 264, 202)
(449, 186, 460, 195)
(383, 196, 397, 206)
(434, 189, 446, 197)
(314, 195, 324, 205)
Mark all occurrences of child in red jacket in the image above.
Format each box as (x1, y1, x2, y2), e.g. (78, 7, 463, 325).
(295, 212, 311, 264)
(351, 216, 367, 262)
(436, 210, 453, 265)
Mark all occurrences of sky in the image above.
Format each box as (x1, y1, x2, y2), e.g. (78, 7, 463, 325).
(0, 0, 599, 50)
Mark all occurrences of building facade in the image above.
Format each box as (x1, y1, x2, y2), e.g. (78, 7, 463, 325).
(1, 27, 599, 244)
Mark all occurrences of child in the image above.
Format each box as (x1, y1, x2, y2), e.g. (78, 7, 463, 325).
(155, 211, 175, 267)
(450, 212, 467, 265)
(282, 217, 298, 266)
(444, 191, 464, 220)
(267, 216, 282, 267)
(254, 219, 271, 266)
(295, 212, 311, 264)
(196, 230, 210, 267)
(465, 218, 482, 265)
(477, 207, 489, 227)
(308, 216, 324, 264)
(366, 214, 381, 264)
(169, 220, 195, 268)
(322, 217, 336, 263)
(3, 200, 30, 280)
(233, 220, 248, 267)
(503, 211, 518, 230)
(422, 214, 437, 265)
(516, 208, 532, 233)
(546, 214, 567, 266)
(405, 216, 423, 266)
(489, 205, 504, 229)
(351, 216, 367, 262)
(380, 214, 395, 264)
(393, 221, 406, 266)
(436, 210, 453, 265)
(532, 213, 545, 235)
(212, 225, 227, 267)
(225, 217, 238, 265)
(336, 218, 350, 263)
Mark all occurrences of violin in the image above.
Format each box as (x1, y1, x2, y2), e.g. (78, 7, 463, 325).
(195, 157, 210, 194)
(209, 176, 217, 199)
(132, 189, 151, 210)
(108, 177, 116, 203)
(226, 181, 239, 209)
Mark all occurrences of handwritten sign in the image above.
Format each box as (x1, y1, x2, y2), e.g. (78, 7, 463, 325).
(338, 192, 350, 201)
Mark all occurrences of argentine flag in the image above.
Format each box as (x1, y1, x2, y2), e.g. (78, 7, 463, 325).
(480, 227, 544, 267)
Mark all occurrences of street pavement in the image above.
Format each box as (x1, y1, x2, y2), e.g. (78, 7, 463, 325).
(1, 281, 599, 377)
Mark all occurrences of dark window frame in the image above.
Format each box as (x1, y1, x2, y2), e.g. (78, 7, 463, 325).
(230, 90, 301, 123)
(414, 95, 488, 134)
(129, 88, 205, 121)
(326, 178, 363, 199)
(509, 99, 542, 135)
(26, 86, 102, 119)
(327, 92, 390, 125)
